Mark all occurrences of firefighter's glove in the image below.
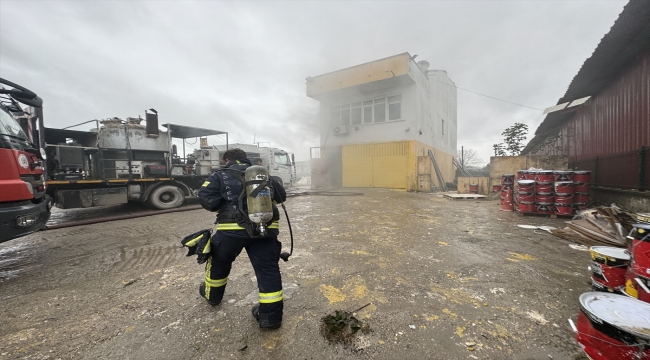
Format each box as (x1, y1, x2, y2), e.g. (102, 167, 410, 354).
(181, 229, 212, 264)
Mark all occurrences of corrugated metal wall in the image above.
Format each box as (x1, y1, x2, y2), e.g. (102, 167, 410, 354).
(530, 50, 649, 190)
(342, 141, 408, 188)
(567, 51, 650, 160)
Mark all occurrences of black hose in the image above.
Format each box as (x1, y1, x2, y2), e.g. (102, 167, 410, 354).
(279, 202, 293, 262)
(43, 205, 203, 230)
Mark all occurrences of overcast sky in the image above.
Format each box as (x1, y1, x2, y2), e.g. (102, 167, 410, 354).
(1, 0, 627, 163)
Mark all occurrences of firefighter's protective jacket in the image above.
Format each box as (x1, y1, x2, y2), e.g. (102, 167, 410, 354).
(198, 159, 286, 237)
(180, 229, 212, 264)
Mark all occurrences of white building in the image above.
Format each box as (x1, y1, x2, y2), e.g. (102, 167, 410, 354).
(306, 53, 457, 190)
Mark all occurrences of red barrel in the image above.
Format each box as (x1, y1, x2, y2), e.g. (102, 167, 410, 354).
(535, 170, 554, 182)
(536, 193, 554, 203)
(517, 180, 535, 193)
(501, 174, 514, 184)
(500, 188, 514, 211)
(554, 181, 574, 195)
(554, 170, 574, 182)
(536, 181, 554, 193)
(554, 204, 573, 216)
(575, 193, 589, 203)
(517, 170, 528, 180)
(590, 246, 630, 291)
(623, 268, 650, 303)
(518, 193, 535, 203)
(524, 171, 537, 181)
(574, 182, 590, 193)
(574, 170, 591, 183)
(576, 293, 650, 360)
(501, 183, 513, 190)
(630, 223, 650, 278)
(518, 202, 536, 213)
(536, 203, 553, 214)
(491, 184, 501, 193)
(555, 193, 574, 204)
(469, 184, 478, 194)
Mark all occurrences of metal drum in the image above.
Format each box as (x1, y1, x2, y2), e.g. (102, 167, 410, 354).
(574, 193, 589, 204)
(629, 223, 650, 278)
(574, 171, 591, 183)
(555, 193, 574, 205)
(554, 181, 575, 195)
(536, 170, 554, 182)
(554, 204, 573, 216)
(518, 193, 535, 203)
(536, 193, 554, 203)
(590, 246, 630, 292)
(536, 181, 554, 193)
(517, 170, 528, 180)
(554, 170, 574, 182)
(536, 203, 553, 214)
(517, 180, 535, 193)
(574, 182, 590, 193)
(575, 292, 650, 360)
(501, 174, 515, 184)
(518, 202, 536, 213)
(524, 171, 537, 181)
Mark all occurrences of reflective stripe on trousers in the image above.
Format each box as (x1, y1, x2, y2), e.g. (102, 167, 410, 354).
(259, 290, 283, 304)
(204, 257, 227, 300)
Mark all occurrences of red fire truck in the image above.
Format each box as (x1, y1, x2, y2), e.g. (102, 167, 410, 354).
(0, 78, 50, 243)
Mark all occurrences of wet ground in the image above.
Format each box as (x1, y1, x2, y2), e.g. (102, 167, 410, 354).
(0, 188, 592, 359)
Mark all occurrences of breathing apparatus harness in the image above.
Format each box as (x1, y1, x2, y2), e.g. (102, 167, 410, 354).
(219, 166, 294, 262)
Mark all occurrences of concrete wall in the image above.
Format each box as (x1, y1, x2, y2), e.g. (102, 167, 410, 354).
(590, 188, 650, 213)
(489, 155, 569, 186)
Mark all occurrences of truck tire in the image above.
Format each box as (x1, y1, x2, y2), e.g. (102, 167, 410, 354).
(148, 185, 185, 210)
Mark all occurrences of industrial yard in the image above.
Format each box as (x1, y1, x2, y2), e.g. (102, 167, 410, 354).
(0, 189, 592, 359)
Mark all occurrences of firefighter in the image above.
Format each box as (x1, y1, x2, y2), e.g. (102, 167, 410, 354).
(197, 148, 286, 329)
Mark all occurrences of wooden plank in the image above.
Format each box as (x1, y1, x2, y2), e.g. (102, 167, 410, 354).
(444, 194, 487, 200)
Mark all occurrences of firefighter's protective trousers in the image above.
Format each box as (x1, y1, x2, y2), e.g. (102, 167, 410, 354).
(203, 231, 283, 324)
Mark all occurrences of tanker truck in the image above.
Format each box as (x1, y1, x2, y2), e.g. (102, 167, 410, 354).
(44, 114, 229, 210)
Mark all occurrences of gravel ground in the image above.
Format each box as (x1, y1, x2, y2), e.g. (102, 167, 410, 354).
(0, 188, 592, 359)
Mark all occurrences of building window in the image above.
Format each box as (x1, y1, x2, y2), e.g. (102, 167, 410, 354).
(330, 106, 340, 125)
(363, 101, 373, 124)
(388, 95, 401, 121)
(351, 102, 362, 125)
(341, 104, 350, 126)
(333, 94, 401, 126)
(373, 98, 385, 123)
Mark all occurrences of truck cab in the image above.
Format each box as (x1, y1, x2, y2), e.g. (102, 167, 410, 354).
(0, 78, 50, 243)
(216, 143, 295, 187)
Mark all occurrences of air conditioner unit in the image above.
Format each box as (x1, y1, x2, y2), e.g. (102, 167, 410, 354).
(332, 126, 349, 135)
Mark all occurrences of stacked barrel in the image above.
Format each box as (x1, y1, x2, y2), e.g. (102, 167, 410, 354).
(500, 174, 514, 211)
(510, 169, 592, 216)
(554, 171, 574, 216)
(534, 170, 554, 215)
(588, 223, 650, 303)
(573, 171, 591, 212)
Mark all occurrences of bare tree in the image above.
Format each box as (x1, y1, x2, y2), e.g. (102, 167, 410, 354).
(457, 148, 483, 169)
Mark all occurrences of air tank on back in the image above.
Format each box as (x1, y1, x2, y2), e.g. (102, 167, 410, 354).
(245, 165, 273, 235)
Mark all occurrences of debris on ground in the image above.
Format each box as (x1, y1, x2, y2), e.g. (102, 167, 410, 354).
(320, 304, 370, 345)
(551, 204, 641, 247)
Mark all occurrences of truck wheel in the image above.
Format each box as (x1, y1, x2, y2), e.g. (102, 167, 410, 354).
(148, 185, 185, 210)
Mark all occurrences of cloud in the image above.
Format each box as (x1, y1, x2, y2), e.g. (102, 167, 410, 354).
(1, 0, 627, 162)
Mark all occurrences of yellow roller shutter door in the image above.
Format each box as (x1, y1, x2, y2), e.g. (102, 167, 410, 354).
(342, 141, 408, 188)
